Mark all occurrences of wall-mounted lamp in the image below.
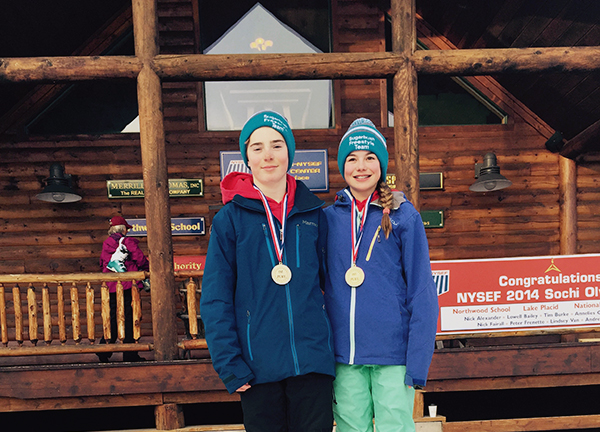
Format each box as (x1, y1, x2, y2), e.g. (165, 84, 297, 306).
(469, 152, 512, 192)
(36, 162, 82, 203)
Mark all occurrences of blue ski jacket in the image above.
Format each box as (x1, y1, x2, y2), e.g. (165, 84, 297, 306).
(324, 189, 438, 387)
(201, 175, 335, 393)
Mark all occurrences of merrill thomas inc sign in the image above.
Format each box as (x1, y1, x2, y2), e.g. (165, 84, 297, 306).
(107, 179, 204, 198)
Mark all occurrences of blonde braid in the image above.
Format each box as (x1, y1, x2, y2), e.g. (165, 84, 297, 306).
(377, 180, 394, 239)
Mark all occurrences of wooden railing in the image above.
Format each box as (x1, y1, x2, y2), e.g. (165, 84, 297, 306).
(0, 271, 206, 358)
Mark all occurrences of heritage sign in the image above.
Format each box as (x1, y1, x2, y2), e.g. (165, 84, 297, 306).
(432, 254, 600, 336)
(107, 179, 204, 198)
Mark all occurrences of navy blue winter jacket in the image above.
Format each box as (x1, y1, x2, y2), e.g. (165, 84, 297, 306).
(201, 176, 335, 393)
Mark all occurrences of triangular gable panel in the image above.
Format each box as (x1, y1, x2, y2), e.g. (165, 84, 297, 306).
(204, 2, 332, 130)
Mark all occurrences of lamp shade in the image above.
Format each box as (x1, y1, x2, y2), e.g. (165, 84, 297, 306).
(36, 163, 82, 203)
(469, 152, 512, 192)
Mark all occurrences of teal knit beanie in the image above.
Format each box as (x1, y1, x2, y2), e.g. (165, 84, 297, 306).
(239, 110, 296, 170)
(337, 118, 388, 179)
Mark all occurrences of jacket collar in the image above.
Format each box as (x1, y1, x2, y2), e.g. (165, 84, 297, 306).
(233, 180, 324, 215)
(335, 188, 406, 210)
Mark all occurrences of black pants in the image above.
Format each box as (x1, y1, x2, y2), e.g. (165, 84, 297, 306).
(98, 289, 139, 361)
(239, 373, 334, 432)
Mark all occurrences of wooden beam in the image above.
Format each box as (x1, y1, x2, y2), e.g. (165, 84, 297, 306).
(0, 56, 141, 82)
(391, 0, 420, 208)
(560, 117, 600, 160)
(132, 0, 179, 362)
(443, 415, 600, 432)
(0, 360, 225, 399)
(428, 343, 600, 382)
(153, 52, 404, 80)
(414, 46, 600, 75)
(3, 45, 600, 84)
(559, 156, 577, 255)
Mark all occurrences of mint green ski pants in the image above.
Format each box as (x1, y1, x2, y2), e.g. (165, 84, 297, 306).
(333, 363, 415, 432)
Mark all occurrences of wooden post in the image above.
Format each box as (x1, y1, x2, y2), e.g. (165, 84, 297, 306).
(186, 278, 198, 339)
(13, 285, 23, 345)
(413, 389, 425, 418)
(57, 283, 67, 344)
(86, 282, 95, 344)
(116, 281, 125, 342)
(0, 284, 7, 346)
(71, 283, 81, 344)
(559, 156, 577, 255)
(155, 404, 184, 431)
(42, 283, 52, 345)
(391, 0, 420, 208)
(132, 0, 179, 362)
(101, 282, 111, 341)
(132, 281, 142, 342)
(27, 283, 38, 346)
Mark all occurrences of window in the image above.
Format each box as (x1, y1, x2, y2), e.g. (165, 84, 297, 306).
(200, 1, 332, 131)
(385, 18, 506, 127)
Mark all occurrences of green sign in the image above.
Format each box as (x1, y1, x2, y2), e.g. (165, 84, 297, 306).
(421, 210, 444, 228)
(107, 179, 204, 198)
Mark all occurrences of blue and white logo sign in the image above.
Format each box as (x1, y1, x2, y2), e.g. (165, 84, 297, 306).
(127, 217, 206, 237)
(220, 149, 329, 192)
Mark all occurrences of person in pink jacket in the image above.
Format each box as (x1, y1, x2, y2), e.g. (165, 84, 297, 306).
(98, 215, 149, 362)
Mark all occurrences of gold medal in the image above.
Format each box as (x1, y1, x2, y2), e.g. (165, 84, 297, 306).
(272, 263, 292, 285)
(345, 265, 365, 287)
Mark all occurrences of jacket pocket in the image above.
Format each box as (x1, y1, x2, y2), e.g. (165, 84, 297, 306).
(322, 305, 333, 352)
(246, 310, 254, 361)
(262, 223, 276, 266)
(365, 226, 381, 262)
(295, 224, 301, 268)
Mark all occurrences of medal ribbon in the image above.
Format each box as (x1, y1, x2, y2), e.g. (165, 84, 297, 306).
(344, 189, 372, 266)
(255, 186, 288, 264)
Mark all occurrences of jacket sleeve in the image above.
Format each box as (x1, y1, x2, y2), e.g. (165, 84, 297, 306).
(200, 208, 255, 393)
(124, 237, 150, 271)
(399, 205, 439, 388)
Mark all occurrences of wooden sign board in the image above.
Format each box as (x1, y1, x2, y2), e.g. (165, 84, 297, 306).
(107, 179, 204, 198)
(432, 254, 600, 337)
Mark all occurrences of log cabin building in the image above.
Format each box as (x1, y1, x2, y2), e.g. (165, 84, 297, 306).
(1, 0, 600, 431)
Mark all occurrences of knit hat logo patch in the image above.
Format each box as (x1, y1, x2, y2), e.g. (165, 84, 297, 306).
(262, 113, 290, 135)
(337, 118, 388, 179)
(239, 110, 296, 170)
(348, 134, 378, 150)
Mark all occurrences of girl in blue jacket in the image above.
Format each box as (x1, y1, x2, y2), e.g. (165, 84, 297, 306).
(324, 118, 438, 432)
(201, 111, 335, 432)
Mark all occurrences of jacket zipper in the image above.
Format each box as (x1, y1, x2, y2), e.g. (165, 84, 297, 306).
(349, 286, 357, 364)
(286, 284, 300, 375)
(263, 224, 300, 374)
(365, 226, 381, 262)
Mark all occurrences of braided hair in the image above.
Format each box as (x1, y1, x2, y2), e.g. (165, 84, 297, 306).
(376, 180, 394, 239)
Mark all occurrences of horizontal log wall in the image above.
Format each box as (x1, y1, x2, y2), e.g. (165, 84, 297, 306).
(1, 0, 593, 277)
